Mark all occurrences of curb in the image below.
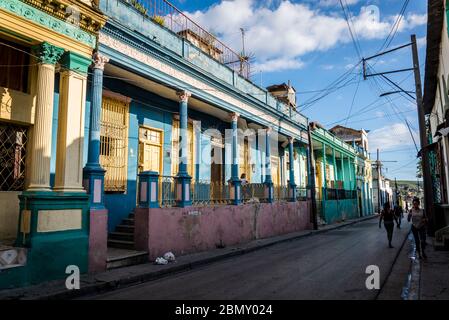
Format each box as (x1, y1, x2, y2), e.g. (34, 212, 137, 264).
(0, 214, 378, 300)
(375, 228, 411, 300)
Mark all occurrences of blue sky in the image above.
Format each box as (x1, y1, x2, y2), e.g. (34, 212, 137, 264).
(171, 0, 427, 180)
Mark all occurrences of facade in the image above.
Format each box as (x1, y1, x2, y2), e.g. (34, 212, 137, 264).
(0, 0, 105, 288)
(329, 125, 374, 217)
(1, 0, 314, 289)
(372, 172, 394, 213)
(422, 0, 449, 245)
(310, 122, 363, 224)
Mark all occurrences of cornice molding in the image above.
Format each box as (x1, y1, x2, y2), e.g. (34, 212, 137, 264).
(0, 0, 97, 47)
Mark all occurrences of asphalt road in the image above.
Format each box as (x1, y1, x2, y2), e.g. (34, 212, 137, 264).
(89, 217, 411, 300)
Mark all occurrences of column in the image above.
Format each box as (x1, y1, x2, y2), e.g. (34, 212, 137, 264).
(175, 90, 192, 207)
(332, 149, 338, 183)
(347, 157, 353, 191)
(83, 52, 109, 208)
(322, 143, 327, 196)
(264, 127, 274, 203)
(27, 42, 64, 191)
(340, 155, 346, 189)
(288, 137, 296, 202)
(229, 113, 241, 205)
(54, 51, 91, 193)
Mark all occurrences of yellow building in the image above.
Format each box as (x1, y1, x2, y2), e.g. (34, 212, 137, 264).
(0, 0, 105, 288)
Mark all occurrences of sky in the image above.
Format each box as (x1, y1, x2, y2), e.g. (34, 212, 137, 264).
(170, 0, 428, 180)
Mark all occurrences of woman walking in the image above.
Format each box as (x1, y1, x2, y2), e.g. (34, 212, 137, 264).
(408, 198, 428, 259)
(379, 202, 399, 248)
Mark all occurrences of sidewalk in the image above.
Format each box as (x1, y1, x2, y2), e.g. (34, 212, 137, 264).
(0, 214, 378, 300)
(419, 241, 449, 300)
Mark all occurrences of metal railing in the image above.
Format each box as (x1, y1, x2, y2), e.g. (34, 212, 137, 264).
(296, 187, 308, 201)
(131, 0, 250, 78)
(192, 180, 231, 206)
(325, 188, 357, 200)
(274, 185, 289, 201)
(160, 175, 176, 207)
(242, 183, 267, 203)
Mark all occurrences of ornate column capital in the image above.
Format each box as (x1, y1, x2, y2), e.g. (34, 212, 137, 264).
(230, 112, 240, 122)
(288, 137, 295, 144)
(266, 126, 273, 134)
(177, 90, 191, 103)
(35, 42, 64, 65)
(92, 52, 110, 70)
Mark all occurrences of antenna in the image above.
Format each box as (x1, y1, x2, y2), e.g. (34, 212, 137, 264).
(240, 27, 246, 57)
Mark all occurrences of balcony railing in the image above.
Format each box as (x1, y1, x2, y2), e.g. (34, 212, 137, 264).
(192, 180, 232, 206)
(130, 0, 250, 78)
(325, 188, 357, 200)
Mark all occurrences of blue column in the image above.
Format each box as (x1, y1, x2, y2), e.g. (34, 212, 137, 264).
(229, 113, 241, 205)
(288, 137, 296, 202)
(175, 90, 192, 207)
(83, 52, 109, 209)
(264, 128, 274, 203)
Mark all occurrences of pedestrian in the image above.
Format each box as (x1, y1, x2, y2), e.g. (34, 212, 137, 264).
(240, 173, 248, 186)
(379, 202, 398, 248)
(393, 203, 404, 229)
(408, 197, 428, 259)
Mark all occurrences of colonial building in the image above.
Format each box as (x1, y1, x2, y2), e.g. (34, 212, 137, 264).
(329, 125, 374, 217)
(422, 0, 449, 248)
(82, 0, 312, 269)
(310, 122, 360, 224)
(0, 0, 105, 288)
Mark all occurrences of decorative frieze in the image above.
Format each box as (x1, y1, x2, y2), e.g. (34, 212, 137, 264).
(0, 0, 97, 48)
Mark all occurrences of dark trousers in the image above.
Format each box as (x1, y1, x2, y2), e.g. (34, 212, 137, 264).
(411, 225, 427, 254)
(384, 222, 394, 245)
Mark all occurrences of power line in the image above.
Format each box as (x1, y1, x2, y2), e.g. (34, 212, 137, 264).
(344, 73, 361, 126)
(339, 0, 363, 60)
(378, 0, 411, 52)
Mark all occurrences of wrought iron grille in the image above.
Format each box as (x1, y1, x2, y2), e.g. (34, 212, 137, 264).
(100, 96, 129, 192)
(0, 123, 28, 191)
(429, 147, 443, 203)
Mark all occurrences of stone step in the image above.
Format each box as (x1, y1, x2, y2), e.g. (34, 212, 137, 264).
(128, 213, 135, 219)
(116, 224, 135, 233)
(106, 248, 148, 270)
(107, 239, 135, 250)
(122, 218, 135, 226)
(109, 231, 134, 242)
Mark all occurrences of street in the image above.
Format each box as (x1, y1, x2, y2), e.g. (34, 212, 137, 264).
(86, 218, 411, 300)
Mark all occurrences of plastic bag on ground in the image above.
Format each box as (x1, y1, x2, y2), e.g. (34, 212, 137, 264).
(163, 251, 176, 262)
(155, 257, 168, 265)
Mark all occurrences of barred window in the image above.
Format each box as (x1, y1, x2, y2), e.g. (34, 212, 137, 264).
(100, 96, 129, 192)
(0, 39, 30, 93)
(0, 122, 28, 191)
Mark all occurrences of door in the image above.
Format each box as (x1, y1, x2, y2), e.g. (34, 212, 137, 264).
(239, 138, 251, 181)
(138, 126, 163, 174)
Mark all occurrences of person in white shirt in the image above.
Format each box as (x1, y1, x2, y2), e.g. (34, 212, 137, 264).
(407, 197, 427, 259)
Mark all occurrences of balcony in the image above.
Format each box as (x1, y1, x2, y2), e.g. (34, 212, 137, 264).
(99, 0, 308, 129)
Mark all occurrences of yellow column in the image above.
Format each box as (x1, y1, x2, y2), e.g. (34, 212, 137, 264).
(27, 42, 64, 191)
(54, 52, 91, 192)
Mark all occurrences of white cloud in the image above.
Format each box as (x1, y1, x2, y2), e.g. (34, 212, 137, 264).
(317, 0, 359, 7)
(186, 1, 426, 73)
(368, 122, 418, 151)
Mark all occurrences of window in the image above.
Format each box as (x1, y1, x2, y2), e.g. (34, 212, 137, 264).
(0, 122, 28, 191)
(0, 40, 30, 93)
(100, 96, 129, 192)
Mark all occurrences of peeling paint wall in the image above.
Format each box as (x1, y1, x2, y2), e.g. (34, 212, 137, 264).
(135, 201, 312, 259)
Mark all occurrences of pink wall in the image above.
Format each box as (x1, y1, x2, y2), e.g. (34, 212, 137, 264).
(135, 201, 311, 260)
(88, 209, 108, 273)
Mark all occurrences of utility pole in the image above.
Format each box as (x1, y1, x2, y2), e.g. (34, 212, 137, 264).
(411, 34, 435, 235)
(307, 123, 318, 230)
(376, 148, 382, 214)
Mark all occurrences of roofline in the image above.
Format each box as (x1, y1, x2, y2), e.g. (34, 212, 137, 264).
(423, 0, 445, 115)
